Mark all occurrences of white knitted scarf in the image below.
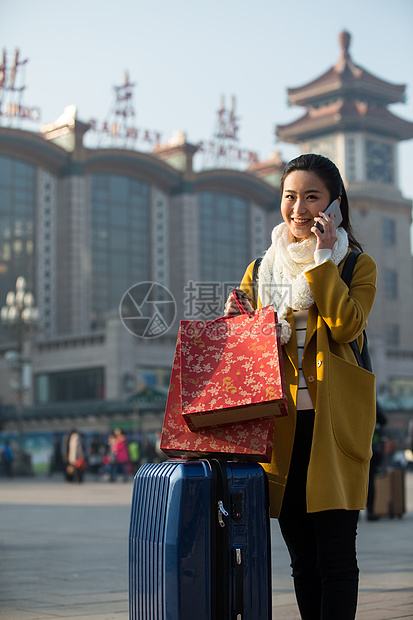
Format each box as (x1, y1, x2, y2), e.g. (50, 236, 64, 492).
(258, 223, 349, 344)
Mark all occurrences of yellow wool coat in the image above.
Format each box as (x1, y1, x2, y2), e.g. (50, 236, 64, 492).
(240, 251, 377, 518)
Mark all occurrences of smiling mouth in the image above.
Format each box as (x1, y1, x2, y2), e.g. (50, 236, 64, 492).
(291, 218, 311, 224)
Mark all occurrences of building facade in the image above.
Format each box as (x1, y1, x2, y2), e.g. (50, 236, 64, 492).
(0, 111, 283, 435)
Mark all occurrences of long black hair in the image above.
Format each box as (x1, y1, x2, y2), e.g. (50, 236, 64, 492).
(280, 153, 363, 252)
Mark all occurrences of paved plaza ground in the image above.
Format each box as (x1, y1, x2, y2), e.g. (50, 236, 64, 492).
(0, 471, 412, 619)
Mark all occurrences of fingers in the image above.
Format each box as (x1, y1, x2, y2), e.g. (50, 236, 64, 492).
(225, 299, 241, 316)
(224, 295, 253, 316)
(225, 303, 240, 316)
(242, 298, 254, 313)
(312, 212, 337, 250)
(313, 211, 334, 232)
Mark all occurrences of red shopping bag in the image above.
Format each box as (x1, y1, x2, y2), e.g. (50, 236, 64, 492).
(160, 331, 276, 462)
(180, 304, 288, 431)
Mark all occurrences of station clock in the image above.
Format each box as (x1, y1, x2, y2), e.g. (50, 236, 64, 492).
(366, 139, 394, 184)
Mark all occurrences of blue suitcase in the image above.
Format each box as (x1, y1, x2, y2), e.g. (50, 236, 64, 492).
(129, 459, 272, 620)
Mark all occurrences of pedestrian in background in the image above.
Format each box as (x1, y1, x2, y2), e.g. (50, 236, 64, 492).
(110, 428, 129, 482)
(225, 154, 377, 620)
(88, 435, 103, 479)
(128, 438, 141, 475)
(140, 435, 157, 464)
(366, 402, 388, 521)
(1, 439, 14, 477)
(63, 429, 87, 483)
(49, 435, 64, 476)
(101, 438, 114, 482)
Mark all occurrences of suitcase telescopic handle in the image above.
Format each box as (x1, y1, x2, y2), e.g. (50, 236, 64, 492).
(233, 547, 244, 618)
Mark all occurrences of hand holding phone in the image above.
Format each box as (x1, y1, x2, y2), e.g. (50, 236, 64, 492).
(314, 199, 343, 233)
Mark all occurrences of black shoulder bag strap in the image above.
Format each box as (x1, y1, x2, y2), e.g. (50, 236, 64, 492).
(340, 251, 373, 372)
(252, 257, 263, 306)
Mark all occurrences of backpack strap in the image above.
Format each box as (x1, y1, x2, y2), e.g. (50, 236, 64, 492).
(252, 257, 263, 306)
(340, 251, 372, 371)
(340, 251, 361, 288)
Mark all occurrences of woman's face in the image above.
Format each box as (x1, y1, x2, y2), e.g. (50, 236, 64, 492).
(281, 170, 331, 241)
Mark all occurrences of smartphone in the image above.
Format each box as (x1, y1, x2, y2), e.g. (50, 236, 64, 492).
(315, 199, 343, 233)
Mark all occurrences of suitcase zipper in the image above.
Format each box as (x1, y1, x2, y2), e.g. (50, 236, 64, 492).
(218, 500, 229, 527)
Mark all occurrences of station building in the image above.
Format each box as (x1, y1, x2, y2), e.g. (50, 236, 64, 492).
(0, 109, 284, 437)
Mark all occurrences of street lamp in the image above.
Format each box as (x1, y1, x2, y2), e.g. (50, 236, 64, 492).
(1, 277, 39, 468)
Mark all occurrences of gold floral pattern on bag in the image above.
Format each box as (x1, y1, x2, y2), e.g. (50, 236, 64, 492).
(179, 306, 288, 431)
(159, 313, 285, 463)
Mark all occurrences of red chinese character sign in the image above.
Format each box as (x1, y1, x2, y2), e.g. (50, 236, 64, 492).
(197, 95, 259, 169)
(0, 48, 41, 125)
(86, 71, 162, 150)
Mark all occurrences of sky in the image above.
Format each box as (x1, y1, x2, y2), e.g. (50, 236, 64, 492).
(1, 0, 413, 199)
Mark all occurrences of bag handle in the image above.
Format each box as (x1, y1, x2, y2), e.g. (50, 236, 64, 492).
(252, 257, 263, 304)
(205, 290, 249, 328)
(231, 289, 250, 315)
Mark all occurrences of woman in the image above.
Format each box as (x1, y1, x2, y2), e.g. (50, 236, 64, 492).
(110, 428, 130, 482)
(225, 154, 377, 620)
(64, 429, 86, 483)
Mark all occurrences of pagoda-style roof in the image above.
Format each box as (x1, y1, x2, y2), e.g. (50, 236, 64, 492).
(276, 31, 413, 143)
(277, 98, 413, 142)
(287, 31, 406, 107)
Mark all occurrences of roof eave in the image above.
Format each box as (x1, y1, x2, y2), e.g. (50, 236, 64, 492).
(288, 81, 406, 107)
(276, 114, 413, 142)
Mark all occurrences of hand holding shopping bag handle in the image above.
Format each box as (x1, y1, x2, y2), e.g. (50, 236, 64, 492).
(224, 289, 254, 316)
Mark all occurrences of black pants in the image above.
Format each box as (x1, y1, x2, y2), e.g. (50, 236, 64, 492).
(278, 411, 359, 620)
